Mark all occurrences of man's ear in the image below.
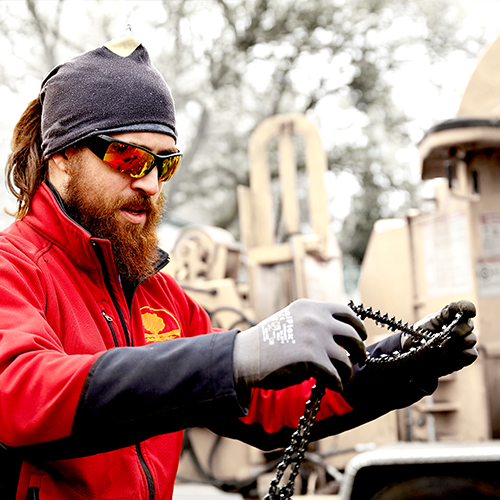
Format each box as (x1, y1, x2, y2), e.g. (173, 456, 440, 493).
(48, 149, 74, 195)
(50, 150, 71, 171)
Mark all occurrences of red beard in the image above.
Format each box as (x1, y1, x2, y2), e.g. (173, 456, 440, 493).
(64, 164, 165, 283)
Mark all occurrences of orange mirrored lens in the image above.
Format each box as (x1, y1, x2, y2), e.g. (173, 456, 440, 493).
(103, 143, 154, 178)
(158, 155, 181, 182)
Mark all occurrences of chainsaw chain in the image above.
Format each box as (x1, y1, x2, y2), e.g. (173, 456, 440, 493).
(263, 384, 325, 500)
(265, 302, 465, 499)
(348, 300, 465, 368)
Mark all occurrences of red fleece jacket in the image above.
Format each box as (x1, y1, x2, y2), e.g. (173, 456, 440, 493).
(0, 183, 359, 500)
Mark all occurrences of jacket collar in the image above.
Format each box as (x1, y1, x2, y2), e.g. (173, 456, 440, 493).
(23, 182, 170, 277)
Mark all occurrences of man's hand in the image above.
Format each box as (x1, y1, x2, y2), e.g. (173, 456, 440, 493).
(403, 300, 478, 377)
(233, 299, 367, 391)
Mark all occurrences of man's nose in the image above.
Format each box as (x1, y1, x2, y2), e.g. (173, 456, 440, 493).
(130, 167, 162, 197)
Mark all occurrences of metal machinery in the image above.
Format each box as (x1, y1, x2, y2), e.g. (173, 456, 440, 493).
(341, 34, 500, 499)
(168, 34, 500, 500)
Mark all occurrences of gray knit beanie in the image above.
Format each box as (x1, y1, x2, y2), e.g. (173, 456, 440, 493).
(40, 35, 177, 158)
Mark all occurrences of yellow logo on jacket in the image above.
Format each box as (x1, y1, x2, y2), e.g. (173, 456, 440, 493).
(140, 307, 181, 343)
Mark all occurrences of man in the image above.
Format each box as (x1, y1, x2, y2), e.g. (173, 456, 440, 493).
(0, 34, 477, 500)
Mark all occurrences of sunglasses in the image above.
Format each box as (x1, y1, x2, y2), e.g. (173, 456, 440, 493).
(84, 134, 182, 182)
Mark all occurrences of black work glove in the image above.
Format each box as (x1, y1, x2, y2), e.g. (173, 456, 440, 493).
(233, 299, 367, 392)
(402, 300, 478, 378)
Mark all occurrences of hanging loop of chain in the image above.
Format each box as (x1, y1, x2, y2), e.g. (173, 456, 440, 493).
(264, 302, 465, 499)
(263, 383, 325, 500)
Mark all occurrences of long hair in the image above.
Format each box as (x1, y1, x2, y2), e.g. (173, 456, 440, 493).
(5, 96, 48, 219)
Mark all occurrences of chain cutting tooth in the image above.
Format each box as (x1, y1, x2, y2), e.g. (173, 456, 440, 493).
(387, 316, 396, 331)
(360, 306, 371, 320)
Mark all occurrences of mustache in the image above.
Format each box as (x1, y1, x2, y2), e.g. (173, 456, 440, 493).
(115, 194, 154, 212)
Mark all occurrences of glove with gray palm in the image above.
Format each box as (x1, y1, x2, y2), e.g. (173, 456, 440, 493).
(233, 299, 368, 392)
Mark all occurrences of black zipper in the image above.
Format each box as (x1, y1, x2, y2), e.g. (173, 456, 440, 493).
(26, 487, 39, 500)
(92, 242, 155, 499)
(136, 443, 155, 500)
(102, 311, 119, 348)
(91, 241, 132, 346)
